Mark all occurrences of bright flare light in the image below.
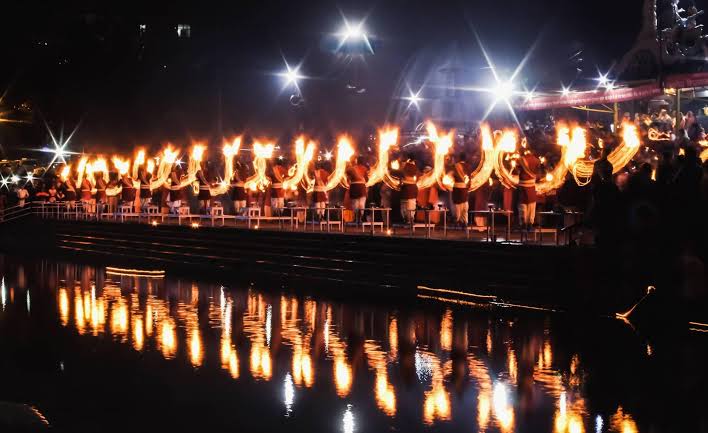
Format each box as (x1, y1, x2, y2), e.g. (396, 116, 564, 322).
(597, 73, 609, 88)
(405, 89, 422, 109)
(561, 85, 571, 97)
(495, 81, 514, 102)
(339, 20, 366, 42)
(280, 63, 303, 90)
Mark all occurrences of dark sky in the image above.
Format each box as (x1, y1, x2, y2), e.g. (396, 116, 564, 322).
(0, 0, 687, 153)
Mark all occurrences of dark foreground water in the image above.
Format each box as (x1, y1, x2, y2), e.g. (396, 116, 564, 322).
(0, 255, 706, 433)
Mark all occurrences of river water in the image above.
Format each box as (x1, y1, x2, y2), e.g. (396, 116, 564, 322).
(0, 255, 705, 432)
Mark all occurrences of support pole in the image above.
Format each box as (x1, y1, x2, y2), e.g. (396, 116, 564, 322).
(675, 89, 682, 132)
(613, 102, 619, 130)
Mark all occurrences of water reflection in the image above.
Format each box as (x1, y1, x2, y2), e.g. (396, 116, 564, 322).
(2, 258, 702, 432)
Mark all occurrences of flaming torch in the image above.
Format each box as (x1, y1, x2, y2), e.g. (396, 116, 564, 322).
(468, 124, 496, 191)
(535, 126, 571, 195)
(608, 122, 641, 174)
(325, 136, 355, 191)
(149, 146, 178, 191)
(493, 130, 520, 189)
(107, 156, 130, 196)
(92, 157, 109, 184)
(367, 128, 400, 189)
(60, 165, 71, 182)
(76, 156, 89, 189)
(175, 143, 206, 189)
(244, 141, 275, 192)
(283, 137, 315, 191)
(132, 149, 146, 180)
(417, 122, 453, 189)
(210, 136, 242, 195)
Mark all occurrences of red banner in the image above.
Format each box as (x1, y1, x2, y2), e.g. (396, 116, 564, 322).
(664, 71, 708, 89)
(514, 83, 662, 111)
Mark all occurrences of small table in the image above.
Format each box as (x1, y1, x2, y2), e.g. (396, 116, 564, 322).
(407, 208, 447, 238)
(537, 210, 584, 245)
(469, 209, 513, 242)
(361, 207, 391, 235)
(309, 207, 344, 232)
(279, 206, 307, 230)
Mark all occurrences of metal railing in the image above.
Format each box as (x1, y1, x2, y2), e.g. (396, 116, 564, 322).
(1, 200, 584, 246)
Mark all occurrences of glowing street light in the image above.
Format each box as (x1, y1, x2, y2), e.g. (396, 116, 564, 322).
(524, 90, 535, 101)
(11, 175, 20, 184)
(597, 73, 609, 88)
(335, 18, 373, 54)
(281, 64, 303, 87)
(0, 176, 8, 189)
(494, 81, 515, 102)
(338, 20, 367, 43)
(561, 85, 571, 97)
(40, 121, 79, 167)
(404, 89, 422, 109)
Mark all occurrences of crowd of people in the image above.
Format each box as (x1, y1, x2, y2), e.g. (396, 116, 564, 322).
(0, 117, 706, 250)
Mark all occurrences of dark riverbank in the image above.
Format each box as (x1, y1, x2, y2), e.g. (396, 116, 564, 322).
(0, 215, 668, 315)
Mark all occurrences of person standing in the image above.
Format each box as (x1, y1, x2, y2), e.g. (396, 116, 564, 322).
(120, 172, 136, 210)
(80, 174, 93, 212)
(197, 161, 211, 214)
(347, 156, 368, 224)
(399, 154, 419, 223)
(95, 171, 107, 215)
(138, 165, 152, 211)
(451, 153, 471, 226)
(517, 150, 540, 230)
(312, 162, 329, 220)
(106, 175, 119, 213)
(269, 160, 286, 215)
(230, 161, 247, 215)
(168, 167, 183, 214)
(63, 174, 77, 202)
(16, 185, 29, 208)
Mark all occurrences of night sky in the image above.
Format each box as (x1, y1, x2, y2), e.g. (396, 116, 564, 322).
(0, 0, 692, 154)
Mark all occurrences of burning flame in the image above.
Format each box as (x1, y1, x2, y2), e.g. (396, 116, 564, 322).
(607, 122, 641, 174)
(209, 136, 242, 195)
(468, 124, 497, 191)
(325, 136, 355, 191)
(244, 141, 275, 192)
(114, 159, 130, 180)
(367, 128, 400, 189)
(493, 130, 520, 189)
(418, 122, 454, 189)
(60, 165, 71, 181)
(283, 137, 316, 191)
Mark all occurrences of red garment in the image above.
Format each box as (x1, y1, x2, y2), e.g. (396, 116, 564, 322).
(348, 164, 368, 199)
(80, 179, 92, 201)
(96, 178, 107, 203)
(270, 165, 286, 198)
(313, 169, 329, 203)
(518, 154, 540, 204)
